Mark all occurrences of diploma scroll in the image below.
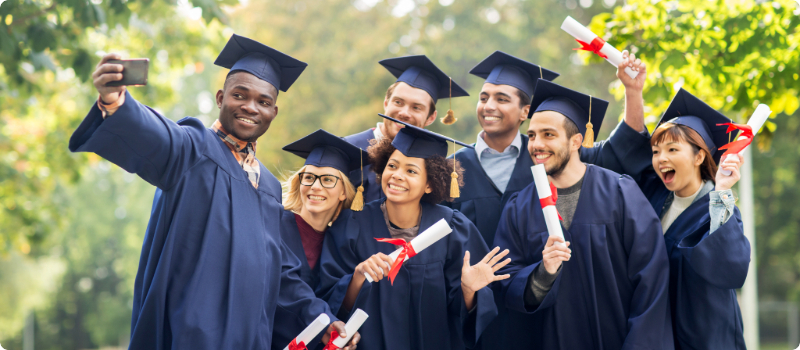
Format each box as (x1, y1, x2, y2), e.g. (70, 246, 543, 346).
(284, 313, 330, 350)
(364, 218, 452, 283)
(721, 104, 771, 176)
(328, 309, 369, 348)
(561, 16, 638, 79)
(531, 164, 565, 247)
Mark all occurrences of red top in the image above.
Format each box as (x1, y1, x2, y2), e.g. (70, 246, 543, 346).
(294, 214, 325, 270)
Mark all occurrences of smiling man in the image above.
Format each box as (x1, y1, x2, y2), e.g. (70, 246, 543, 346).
(490, 79, 673, 349)
(69, 34, 357, 349)
(343, 55, 468, 204)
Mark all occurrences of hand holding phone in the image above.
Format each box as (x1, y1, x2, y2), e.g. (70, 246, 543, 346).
(92, 54, 149, 104)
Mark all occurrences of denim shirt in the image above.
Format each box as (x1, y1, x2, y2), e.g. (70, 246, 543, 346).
(661, 180, 735, 233)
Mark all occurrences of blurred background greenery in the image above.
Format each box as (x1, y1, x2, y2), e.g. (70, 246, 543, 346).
(0, 0, 798, 348)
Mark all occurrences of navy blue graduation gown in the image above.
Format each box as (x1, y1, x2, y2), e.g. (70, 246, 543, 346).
(343, 129, 384, 204)
(641, 175, 749, 349)
(492, 165, 674, 349)
(317, 200, 497, 350)
(69, 91, 333, 350)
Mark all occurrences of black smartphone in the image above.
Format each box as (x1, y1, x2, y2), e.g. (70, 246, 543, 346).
(105, 58, 149, 87)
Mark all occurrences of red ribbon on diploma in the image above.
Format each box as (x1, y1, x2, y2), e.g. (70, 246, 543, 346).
(373, 238, 418, 285)
(539, 182, 563, 221)
(322, 330, 341, 350)
(574, 37, 608, 59)
(717, 123, 754, 157)
(288, 339, 307, 350)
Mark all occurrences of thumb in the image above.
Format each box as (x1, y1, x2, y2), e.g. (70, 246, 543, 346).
(463, 251, 470, 267)
(333, 321, 347, 338)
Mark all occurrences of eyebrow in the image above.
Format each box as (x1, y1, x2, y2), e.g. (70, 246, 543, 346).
(529, 127, 558, 134)
(389, 158, 421, 170)
(232, 85, 275, 101)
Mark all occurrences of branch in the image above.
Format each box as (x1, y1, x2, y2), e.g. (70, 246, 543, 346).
(11, 3, 58, 26)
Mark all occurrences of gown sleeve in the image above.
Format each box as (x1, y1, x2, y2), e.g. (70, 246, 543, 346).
(579, 121, 653, 184)
(677, 207, 750, 289)
(446, 212, 498, 348)
(315, 211, 371, 319)
(617, 175, 673, 349)
(493, 193, 563, 315)
(276, 239, 336, 340)
(69, 90, 208, 190)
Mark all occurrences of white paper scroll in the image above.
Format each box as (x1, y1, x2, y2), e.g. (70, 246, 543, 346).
(531, 164, 565, 246)
(364, 218, 453, 283)
(330, 309, 369, 348)
(721, 104, 772, 176)
(283, 313, 330, 350)
(561, 16, 638, 79)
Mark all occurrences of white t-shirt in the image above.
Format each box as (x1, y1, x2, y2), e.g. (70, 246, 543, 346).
(661, 181, 706, 234)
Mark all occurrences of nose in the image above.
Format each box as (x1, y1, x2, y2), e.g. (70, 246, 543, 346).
(310, 177, 324, 190)
(240, 99, 257, 115)
(530, 136, 546, 152)
(483, 98, 497, 113)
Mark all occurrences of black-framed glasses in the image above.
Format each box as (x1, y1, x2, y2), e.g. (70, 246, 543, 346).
(298, 172, 340, 188)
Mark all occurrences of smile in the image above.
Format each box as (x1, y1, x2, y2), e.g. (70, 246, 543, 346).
(308, 195, 327, 201)
(236, 117, 256, 125)
(388, 184, 408, 192)
(484, 116, 501, 121)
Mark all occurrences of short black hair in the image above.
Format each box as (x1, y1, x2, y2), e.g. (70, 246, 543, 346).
(562, 117, 580, 141)
(515, 88, 530, 109)
(223, 70, 279, 98)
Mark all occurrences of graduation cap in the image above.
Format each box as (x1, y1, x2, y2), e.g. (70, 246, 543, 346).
(282, 129, 370, 210)
(214, 34, 308, 92)
(380, 55, 469, 125)
(654, 88, 732, 163)
(527, 79, 609, 148)
(469, 51, 560, 98)
(378, 113, 473, 198)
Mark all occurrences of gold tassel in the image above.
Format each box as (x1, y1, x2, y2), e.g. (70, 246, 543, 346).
(582, 95, 595, 148)
(449, 140, 460, 198)
(350, 149, 365, 211)
(441, 77, 457, 125)
(351, 186, 364, 211)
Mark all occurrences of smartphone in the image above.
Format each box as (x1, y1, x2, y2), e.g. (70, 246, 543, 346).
(105, 59, 149, 87)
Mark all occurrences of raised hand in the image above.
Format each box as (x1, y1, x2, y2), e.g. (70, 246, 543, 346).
(617, 50, 647, 92)
(322, 321, 360, 350)
(92, 53, 126, 104)
(354, 253, 394, 283)
(461, 247, 511, 294)
(542, 236, 571, 275)
(715, 153, 743, 191)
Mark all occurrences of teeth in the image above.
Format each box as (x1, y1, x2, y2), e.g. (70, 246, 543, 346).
(485, 116, 501, 121)
(237, 117, 255, 124)
(389, 184, 407, 191)
(535, 154, 550, 159)
(308, 195, 326, 201)
(660, 167, 674, 173)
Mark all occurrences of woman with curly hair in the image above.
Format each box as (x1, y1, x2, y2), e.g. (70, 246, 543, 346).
(317, 115, 510, 350)
(271, 129, 365, 350)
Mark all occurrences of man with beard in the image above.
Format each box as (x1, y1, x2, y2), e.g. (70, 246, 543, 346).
(69, 34, 358, 349)
(489, 79, 673, 349)
(343, 55, 469, 205)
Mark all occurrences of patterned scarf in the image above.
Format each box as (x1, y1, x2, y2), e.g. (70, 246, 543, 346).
(211, 120, 260, 188)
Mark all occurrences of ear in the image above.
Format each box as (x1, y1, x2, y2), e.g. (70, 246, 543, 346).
(570, 133, 583, 152)
(216, 89, 224, 109)
(424, 110, 437, 127)
(425, 184, 432, 194)
(338, 187, 347, 202)
(694, 149, 706, 166)
(384, 97, 390, 111)
(519, 105, 530, 123)
(274, 105, 279, 117)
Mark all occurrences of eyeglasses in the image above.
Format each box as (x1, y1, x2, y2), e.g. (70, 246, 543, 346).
(298, 172, 340, 189)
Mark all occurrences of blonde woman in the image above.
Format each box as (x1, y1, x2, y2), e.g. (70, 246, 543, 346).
(272, 129, 366, 350)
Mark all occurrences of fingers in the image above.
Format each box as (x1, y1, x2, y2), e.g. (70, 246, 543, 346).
(633, 58, 642, 71)
(347, 331, 361, 348)
(332, 321, 347, 339)
(543, 249, 572, 262)
(96, 53, 122, 69)
(621, 50, 629, 60)
(487, 248, 509, 266)
(479, 246, 500, 265)
(545, 235, 564, 247)
(377, 252, 394, 266)
(492, 258, 512, 272)
(493, 274, 511, 281)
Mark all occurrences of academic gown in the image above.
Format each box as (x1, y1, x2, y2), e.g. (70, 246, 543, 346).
(343, 129, 384, 204)
(641, 174, 749, 350)
(69, 91, 333, 350)
(316, 200, 497, 350)
(492, 165, 674, 350)
(271, 210, 326, 350)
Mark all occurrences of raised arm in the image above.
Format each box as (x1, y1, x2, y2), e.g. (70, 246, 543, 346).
(69, 54, 207, 190)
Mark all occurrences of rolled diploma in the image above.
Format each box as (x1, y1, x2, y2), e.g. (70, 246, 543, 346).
(364, 218, 453, 283)
(721, 104, 771, 176)
(531, 164, 565, 246)
(330, 309, 369, 348)
(561, 16, 638, 79)
(284, 313, 331, 350)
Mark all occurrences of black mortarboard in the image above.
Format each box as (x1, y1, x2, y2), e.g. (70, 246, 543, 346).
(282, 129, 368, 175)
(469, 51, 560, 97)
(379, 55, 469, 103)
(527, 79, 608, 147)
(214, 34, 307, 92)
(654, 88, 732, 163)
(377, 114, 473, 159)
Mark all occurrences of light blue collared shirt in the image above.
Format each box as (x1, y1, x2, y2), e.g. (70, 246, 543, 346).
(475, 131, 522, 193)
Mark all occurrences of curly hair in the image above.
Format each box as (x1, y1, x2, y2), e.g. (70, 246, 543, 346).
(368, 137, 465, 204)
